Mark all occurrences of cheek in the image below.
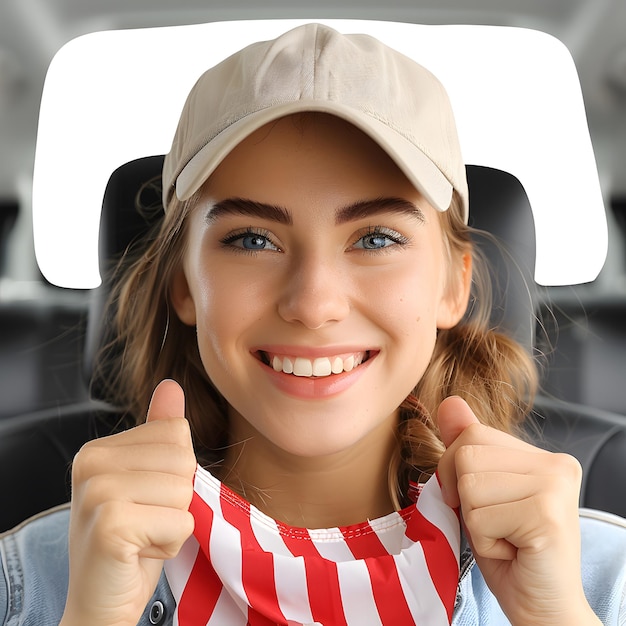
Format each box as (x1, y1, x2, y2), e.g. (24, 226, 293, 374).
(191, 261, 273, 363)
(365, 259, 445, 332)
(187, 263, 231, 364)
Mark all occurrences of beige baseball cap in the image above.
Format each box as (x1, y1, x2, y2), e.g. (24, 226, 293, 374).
(163, 23, 469, 221)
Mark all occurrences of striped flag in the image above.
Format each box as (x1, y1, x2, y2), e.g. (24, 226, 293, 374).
(165, 465, 460, 625)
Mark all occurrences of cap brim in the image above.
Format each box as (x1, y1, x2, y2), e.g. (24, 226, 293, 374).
(175, 101, 455, 214)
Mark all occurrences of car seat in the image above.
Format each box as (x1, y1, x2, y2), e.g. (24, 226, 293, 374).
(1, 156, 625, 533)
(538, 299, 626, 415)
(466, 166, 626, 517)
(0, 198, 88, 420)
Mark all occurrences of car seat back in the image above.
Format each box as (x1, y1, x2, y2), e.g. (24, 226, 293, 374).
(2, 157, 625, 533)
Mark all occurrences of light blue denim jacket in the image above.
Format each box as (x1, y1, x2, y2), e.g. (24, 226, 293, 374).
(1, 505, 625, 625)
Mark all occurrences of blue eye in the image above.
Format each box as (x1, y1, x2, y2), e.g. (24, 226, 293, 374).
(358, 234, 394, 249)
(353, 228, 407, 250)
(241, 234, 272, 250)
(221, 229, 280, 252)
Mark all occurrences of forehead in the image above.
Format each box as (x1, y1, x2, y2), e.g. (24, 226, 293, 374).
(222, 113, 401, 167)
(200, 113, 424, 207)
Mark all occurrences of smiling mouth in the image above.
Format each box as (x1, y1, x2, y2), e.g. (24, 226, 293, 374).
(256, 351, 373, 378)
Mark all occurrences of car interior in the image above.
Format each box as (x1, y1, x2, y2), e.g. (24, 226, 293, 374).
(1, 3, 625, 535)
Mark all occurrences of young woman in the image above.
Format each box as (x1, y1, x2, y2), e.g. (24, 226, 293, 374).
(2, 23, 625, 626)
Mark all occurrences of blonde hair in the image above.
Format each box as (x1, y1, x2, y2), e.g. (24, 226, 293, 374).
(96, 181, 537, 507)
(95, 187, 232, 464)
(389, 193, 538, 506)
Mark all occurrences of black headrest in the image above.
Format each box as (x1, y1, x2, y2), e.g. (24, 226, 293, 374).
(84, 158, 537, 399)
(83, 155, 165, 393)
(465, 166, 537, 349)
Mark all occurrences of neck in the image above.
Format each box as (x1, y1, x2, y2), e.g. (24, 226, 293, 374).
(219, 416, 399, 529)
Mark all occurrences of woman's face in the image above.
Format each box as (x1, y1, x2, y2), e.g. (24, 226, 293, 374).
(172, 114, 469, 462)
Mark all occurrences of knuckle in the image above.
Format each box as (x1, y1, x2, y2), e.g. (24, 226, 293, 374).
(178, 482, 195, 510)
(71, 441, 107, 484)
(167, 475, 195, 509)
(166, 442, 197, 478)
(528, 496, 563, 539)
(163, 512, 196, 558)
(554, 452, 583, 479)
(78, 473, 118, 512)
(454, 443, 479, 471)
(462, 506, 483, 536)
(95, 499, 124, 528)
(164, 417, 192, 444)
(181, 449, 198, 477)
(89, 500, 130, 548)
(467, 535, 490, 558)
(546, 452, 583, 492)
(457, 471, 478, 495)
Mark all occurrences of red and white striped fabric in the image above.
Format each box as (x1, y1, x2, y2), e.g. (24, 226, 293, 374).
(165, 465, 460, 626)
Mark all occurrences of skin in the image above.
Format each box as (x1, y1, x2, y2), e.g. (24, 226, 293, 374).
(170, 115, 469, 527)
(61, 116, 601, 626)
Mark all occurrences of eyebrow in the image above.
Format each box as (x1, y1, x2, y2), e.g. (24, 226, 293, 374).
(205, 197, 425, 225)
(205, 198, 292, 224)
(336, 197, 425, 224)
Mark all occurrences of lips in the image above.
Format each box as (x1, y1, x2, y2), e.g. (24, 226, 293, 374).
(253, 348, 377, 399)
(256, 351, 370, 378)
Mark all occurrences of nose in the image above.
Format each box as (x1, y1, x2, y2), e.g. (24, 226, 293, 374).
(277, 254, 351, 329)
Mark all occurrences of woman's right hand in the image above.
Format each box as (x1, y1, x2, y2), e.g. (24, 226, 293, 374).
(60, 380, 196, 626)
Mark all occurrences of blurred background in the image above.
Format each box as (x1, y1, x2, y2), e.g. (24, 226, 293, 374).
(0, 0, 625, 418)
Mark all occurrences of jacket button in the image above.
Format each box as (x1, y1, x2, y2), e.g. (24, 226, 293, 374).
(149, 600, 165, 624)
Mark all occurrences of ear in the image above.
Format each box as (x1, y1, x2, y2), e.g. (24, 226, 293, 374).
(436, 252, 472, 330)
(170, 267, 197, 326)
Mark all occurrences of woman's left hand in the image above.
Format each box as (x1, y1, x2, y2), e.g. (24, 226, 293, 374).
(437, 396, 601, 626)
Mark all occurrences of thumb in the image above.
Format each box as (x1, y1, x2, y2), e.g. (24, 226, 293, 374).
(436, 396, 480, 508)
(146, 379, 186, 423)
(437, 396, 480, 449)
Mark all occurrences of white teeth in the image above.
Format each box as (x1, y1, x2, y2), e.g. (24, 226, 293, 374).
(272, 355, 295, 373)
(312, 357, 332, 377)
(293, 357, 313, 377)
(268, 353, 367, 378)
